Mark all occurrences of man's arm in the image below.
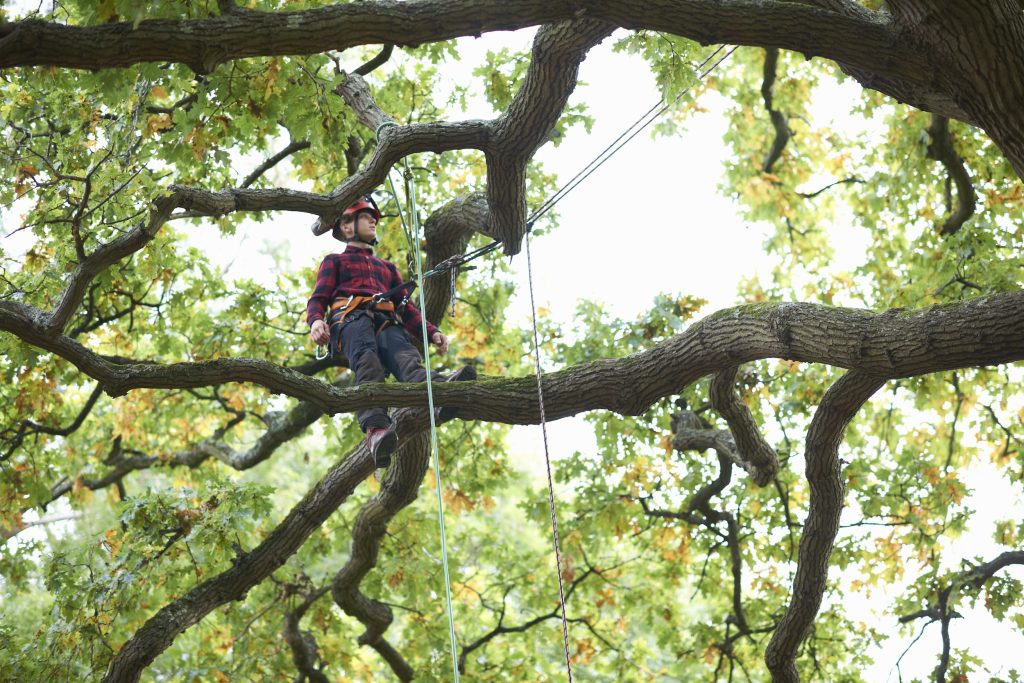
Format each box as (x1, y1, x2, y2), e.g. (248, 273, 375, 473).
(307, 256, 336, 345)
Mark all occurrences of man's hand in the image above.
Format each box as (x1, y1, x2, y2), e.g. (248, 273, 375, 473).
(431, 331, 449, 354)
(310, 319, 330, 345)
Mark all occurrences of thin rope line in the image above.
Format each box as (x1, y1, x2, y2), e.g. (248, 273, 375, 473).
(528, 45, 734, 225)
(385, 170, 417, 254)
(524, 227, 573, 681)
(379, 130, 462, 680)
(407, 164, 461, 683)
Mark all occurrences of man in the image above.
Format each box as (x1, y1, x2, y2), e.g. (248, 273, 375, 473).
(308, 196, 473, 469)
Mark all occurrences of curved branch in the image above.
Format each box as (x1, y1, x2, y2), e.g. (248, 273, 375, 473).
(11, 1, 1024, 174)
(23, 383, 344, 526)
(335, 19, 613, 254)
(283, 584, 331, 683)
(760, 48, 790, 173)
(764, 370, 886, 682)
(2, 382, 103, 461)
(926, 115, 976, 236)
(648, 412, 753, 633)
(331, 432, 430, 682)
(458, 567, 598, 674)
(709, 366, 779, 485)
(897, 550, 1024, 682)
(46, 195, 177, 335)
(241, 138, 311, 188)
(353, 44, 394, 76)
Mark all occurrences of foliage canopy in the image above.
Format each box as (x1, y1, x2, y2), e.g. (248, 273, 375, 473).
(1, 1, 1022, 682)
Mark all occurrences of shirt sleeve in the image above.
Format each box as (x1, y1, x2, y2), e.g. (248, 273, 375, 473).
(306, 256, 336, 325)
(390, 263, 438, 342)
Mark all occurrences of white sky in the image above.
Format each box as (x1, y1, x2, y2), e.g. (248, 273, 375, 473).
(2, 13, 1021, 680)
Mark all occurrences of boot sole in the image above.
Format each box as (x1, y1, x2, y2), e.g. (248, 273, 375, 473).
(373, 431, 399, 469)
(438, 365, 477, 422)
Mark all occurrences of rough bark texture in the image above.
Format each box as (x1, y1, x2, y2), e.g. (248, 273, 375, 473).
(100, 405, 435, 683)
(6, 294, 1022, 422)
(331, 432, 430, 682)
(4, 2, 1024, 679)
(763, 371, 886, 682)
(4, 2, 1022, 175)
(709, 366, 779, 485)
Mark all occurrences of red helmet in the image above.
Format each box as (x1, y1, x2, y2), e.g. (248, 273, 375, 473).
(331, 195, 381, 242)
(341, 196, 381, 222)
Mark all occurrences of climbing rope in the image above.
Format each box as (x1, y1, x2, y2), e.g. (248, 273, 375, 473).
(524, 224, 574, 680)
(378, 122, 462, 683)
(527, 44, 735, 225)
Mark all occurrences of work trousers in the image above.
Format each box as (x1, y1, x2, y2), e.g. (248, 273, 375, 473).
(340, 312, 431, 432)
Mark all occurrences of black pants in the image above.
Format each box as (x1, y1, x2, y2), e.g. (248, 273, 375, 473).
(340, 312, 432, 432)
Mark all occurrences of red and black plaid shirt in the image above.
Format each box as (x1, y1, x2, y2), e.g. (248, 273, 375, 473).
(306, 246, 438, 342)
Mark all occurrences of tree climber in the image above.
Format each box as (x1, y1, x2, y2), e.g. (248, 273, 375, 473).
(307, 196, 475, 469)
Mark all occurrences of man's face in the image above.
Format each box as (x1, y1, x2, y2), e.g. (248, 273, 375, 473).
(341, 210, 378, 242)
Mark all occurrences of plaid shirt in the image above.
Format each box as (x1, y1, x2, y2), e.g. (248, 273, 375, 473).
(306, 246, 438, 342)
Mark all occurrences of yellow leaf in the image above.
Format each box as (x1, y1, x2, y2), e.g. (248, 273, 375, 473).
(103, 529, 123, 558)
(145, 114, 173, 137)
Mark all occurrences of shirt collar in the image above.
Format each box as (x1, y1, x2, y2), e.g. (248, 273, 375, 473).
(344, 244, 374, 254)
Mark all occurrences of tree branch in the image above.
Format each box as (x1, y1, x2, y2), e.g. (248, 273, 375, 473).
(282, 582, 331, 683)
(926, 115, 976, 236)
(764, 370, 886, 682)
(4, 293, 1022, 423)
(2, 382, 103, 461)
(458, 566, 598, 674)
(760, 48, 790, 173)
(709, 366, 779, 485)
(330, 433, 430, 681)
(101, 403, 437, 683)
(241, 139, 311, 189)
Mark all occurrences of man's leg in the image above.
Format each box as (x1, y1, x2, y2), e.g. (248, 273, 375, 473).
(377, 325, 475, 422)
(377, 324, 429, 383)
(341, 314, 397, 466)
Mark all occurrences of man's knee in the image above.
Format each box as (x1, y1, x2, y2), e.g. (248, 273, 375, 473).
(392, 346, 426, 382)
(352, 348, 386, 384)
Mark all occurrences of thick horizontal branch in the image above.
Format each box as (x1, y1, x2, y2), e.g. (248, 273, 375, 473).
(9, 1, 1024, 173)
(5, 293, 1023, 425)
(0, 1, 899, 75)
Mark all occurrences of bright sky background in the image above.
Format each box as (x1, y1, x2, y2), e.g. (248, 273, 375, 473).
(3, 9, 1021, 680)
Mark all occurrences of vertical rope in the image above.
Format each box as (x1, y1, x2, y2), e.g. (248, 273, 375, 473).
(524, 227, 574, 681)
(377, 121, 460, 681)
(404, 162, 462, 683)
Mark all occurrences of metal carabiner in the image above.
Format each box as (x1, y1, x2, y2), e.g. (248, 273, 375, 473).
(315, 344, 329, 360)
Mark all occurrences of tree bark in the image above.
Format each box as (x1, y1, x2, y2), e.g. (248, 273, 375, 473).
(5, 293, 1022, 422)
